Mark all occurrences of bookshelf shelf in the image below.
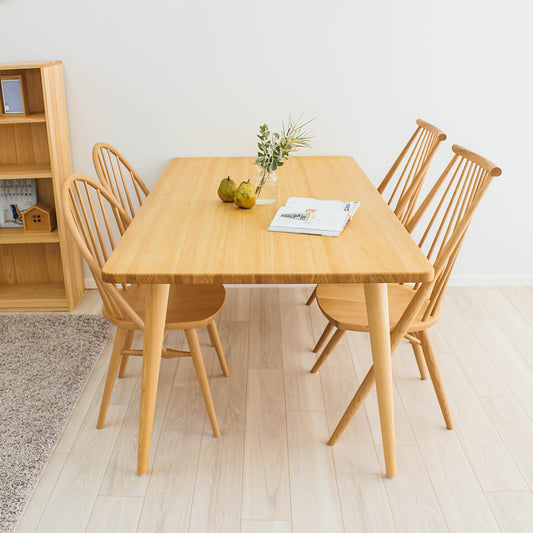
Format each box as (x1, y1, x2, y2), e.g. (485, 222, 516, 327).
(0, 112, 46, 124)
(0, 283, 68, 311)
(0, 61, 84, 311)
(0, 227, 59, 244)
(0, 163, 52, 180)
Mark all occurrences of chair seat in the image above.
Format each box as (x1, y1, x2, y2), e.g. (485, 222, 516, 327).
(316, 283, 439, 332)
(104, 283, 226, 329)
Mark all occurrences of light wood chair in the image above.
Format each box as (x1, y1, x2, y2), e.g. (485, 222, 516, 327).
(305, 118, 446, 306)
(310, 145, 501, 444)
(93, 142, 149, 377)
(92, 142, 149, 219)
(61, 174, 229, 438)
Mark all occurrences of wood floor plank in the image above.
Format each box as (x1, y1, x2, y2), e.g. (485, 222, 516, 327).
(240, 520, 293, 533)
(219, 286, 251, 322)
(15, 453, 68, 533)
(485, 491, 533, 533)
(437, 298, 511, 396)
(376, 446, 452, 532)
(337, 473, 396, 532)
(481, 395, 533, 490)
(467, 319, 533, 419)
(281, 306, 325, 412)
(85, 496, 143, 533)
(54, 333, 114, 453)
(248, 288, 283, 369)
(136, 387, 206, 533)
(498, 285, 533, 329)
(430, 327, 527, 491)
(396, 377, 501, 533)
(208, 321, 248, 431)
(447, 286, 492, 319)
(319, 342, 380, 473)
(99, 358, 178, 497)
(242, 369, 290, 520)
(36, 406, 127, 533)
(189, 429, 245, 533)
(472, 287, 533, 368)
(287, 411, 344, 533)
(278, 286, 311, 308)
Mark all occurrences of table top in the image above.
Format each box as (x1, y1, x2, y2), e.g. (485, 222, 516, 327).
(102, 156, 433, 285)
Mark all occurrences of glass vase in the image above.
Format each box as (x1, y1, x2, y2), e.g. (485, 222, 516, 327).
(254, 167, 278, 205)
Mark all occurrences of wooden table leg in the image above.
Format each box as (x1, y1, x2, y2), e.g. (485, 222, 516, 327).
(364, 283, 396, 477)
(137, 283, 170, 475)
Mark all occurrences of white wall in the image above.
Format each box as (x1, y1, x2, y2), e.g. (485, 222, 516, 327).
(1, 0, 531, 285)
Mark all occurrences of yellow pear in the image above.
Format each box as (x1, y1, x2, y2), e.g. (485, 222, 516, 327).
(217, 176, 236, 202)
(234, 180, 256, 209)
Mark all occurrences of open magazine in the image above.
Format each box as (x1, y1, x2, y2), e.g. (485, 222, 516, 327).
(268, 197, 360, 237)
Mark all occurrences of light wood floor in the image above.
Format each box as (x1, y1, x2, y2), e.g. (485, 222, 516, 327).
(16, 286, 533, 533)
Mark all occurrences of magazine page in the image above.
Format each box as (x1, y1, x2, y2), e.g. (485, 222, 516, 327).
(270, 206, 348, 232)
(268, 197, 360, 237)
(285, 197, 359, 218)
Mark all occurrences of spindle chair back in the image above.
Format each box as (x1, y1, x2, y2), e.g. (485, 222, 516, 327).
(378, 119, 447, 225)
(92, 142, 149, 220)
(306, 119, 446, 307)
(62, 173, 142, 327)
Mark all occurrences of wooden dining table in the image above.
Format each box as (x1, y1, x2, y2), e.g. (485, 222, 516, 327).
(102, 156, 433, 477)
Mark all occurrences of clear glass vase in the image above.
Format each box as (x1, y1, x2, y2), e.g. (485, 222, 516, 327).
(254, 167, 278, 205)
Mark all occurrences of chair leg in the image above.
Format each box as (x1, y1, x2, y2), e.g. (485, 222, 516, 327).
(97, 327, 131, 429)
(310, 328, 346, 373)
(118, 330, 135, 378)
(419, 329, 453, 430)
(313, 321, 335, 353)
(207, 321, 230, 377)
(410, 333, 428, 380)
(305, 286, 317, 306)
(185, 328, 221, 438)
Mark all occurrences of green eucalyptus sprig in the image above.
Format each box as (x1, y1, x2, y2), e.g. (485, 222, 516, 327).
(255, 115, 313, 194)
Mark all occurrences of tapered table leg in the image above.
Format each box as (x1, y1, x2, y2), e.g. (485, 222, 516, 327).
(364, 283, 396, 477)
(137, 283, 170, 475)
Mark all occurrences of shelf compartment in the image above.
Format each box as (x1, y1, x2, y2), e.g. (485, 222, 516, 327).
(0, 227, 59, 245)
(0, 113, 46, 125)
(0, 283, 68, 311)
(0, 163, 52, 180)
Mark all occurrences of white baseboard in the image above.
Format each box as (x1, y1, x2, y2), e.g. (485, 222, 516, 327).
(448, 275, 533, 286)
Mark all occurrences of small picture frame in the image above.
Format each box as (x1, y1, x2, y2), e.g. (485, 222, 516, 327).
(0, 75, 28, 116)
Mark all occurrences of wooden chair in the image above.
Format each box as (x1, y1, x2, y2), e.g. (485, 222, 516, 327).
(93, 142, 149, 377)
(61, 174, 229, 439)
(92, 142, 149, 219)
(305, 118, 446, 306)
(310, 145, 501, 444)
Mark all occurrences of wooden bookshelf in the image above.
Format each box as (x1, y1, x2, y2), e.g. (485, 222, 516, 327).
(0, 61, 84, 311)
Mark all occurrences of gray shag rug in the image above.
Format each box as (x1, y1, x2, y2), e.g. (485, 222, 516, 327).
(0, 314, 113, 533)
